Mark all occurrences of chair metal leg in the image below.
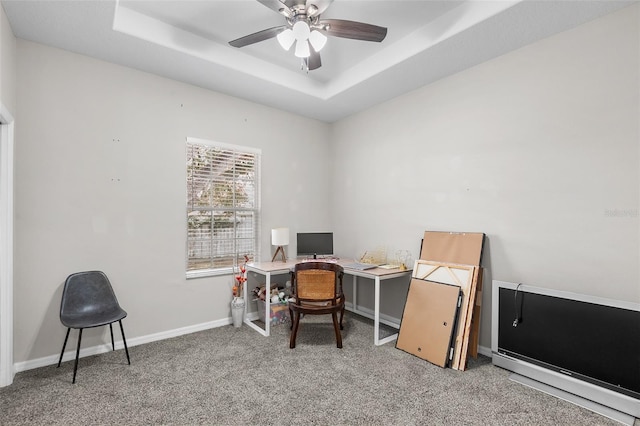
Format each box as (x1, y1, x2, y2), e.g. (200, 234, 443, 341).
(109, 323, 115, 351)
(118, 320, 131, 365)
(332, 312, 343, 349)
(57, 328, 71, 368)
(72, 328, 83, 384)
(290, 311, 300, 349)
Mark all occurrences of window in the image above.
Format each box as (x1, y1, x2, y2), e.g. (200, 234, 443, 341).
(186, 137, 260, 277)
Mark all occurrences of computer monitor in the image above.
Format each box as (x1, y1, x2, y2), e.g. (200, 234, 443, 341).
(296, 232, 333, 259)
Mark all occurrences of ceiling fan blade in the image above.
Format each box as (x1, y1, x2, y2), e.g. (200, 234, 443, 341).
(318, 19, 387, 42)
(229, 26, 287, 48)
(306, 49, 322, 70)
(256, 0, 292, 17)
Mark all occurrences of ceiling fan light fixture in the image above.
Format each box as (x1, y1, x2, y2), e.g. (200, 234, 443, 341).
(308, 30, 327, 52)
(292, 20, 310, 41)
(294, 39, 310, 58)
(307, 4, 319, 17)
(229, 1, 388, 71)
(277, 28, 295, 50)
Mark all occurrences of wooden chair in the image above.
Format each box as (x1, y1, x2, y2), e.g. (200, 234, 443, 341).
(288, 262, 345, 349)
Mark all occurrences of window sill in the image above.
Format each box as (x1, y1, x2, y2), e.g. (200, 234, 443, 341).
(186, 268, 233, 280)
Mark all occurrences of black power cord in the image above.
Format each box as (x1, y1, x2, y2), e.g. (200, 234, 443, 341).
(513, 283, 523, 327)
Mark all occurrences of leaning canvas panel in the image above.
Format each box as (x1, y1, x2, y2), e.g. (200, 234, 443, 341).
(420, 231, 485, 266)
(457, 266, 481, 370)
(413, 261, 472, 288)
(412, 260, 477, 370)
(467, 269, 484, 359)
(396, 279, 461, 368)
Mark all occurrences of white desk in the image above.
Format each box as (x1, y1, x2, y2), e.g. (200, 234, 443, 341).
(243, 260, 297, 339)
(243, 259, 412, 346)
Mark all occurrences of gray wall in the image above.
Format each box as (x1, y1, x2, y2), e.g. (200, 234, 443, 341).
(14, 40, 331, 363)
(10, 3, 639, 366)
(0, 3, 15, 111)
(331, 4, 639, 348)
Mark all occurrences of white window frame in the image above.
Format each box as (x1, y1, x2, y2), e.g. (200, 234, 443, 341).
(186, 137, 261, 279)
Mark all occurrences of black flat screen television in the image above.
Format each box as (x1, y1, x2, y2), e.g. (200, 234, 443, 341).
(296, 232, 333, 258)
(492, 280, 640, 419)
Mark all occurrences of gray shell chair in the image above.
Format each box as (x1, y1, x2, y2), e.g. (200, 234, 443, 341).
(57, 271, 130, 383)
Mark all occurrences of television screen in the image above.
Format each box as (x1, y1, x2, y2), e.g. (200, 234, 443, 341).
(296, 232, 333, 258)
(497, 286, 640, 400)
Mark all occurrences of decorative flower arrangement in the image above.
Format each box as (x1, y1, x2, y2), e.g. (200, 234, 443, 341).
(232, 255, 250, 300)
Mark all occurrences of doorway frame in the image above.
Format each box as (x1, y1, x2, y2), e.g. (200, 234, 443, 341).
(0, 101, 15, 387)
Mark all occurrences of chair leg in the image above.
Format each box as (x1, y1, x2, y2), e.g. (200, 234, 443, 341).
(109, 323, 115, 351)
(289, 307, 294, 331)
(119, 320, 131, 365)
(72, 328, 83, 384)
(339, 305, 345, 330)
(57, 328, 71, 368)
(290, 311, 300, 349)
(332, 312, 343, 349)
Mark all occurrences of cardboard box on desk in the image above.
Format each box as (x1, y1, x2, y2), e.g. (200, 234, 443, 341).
(418, 231, 485, 370)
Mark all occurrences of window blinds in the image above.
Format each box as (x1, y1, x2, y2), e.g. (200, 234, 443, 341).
(186, 139, 260, 272)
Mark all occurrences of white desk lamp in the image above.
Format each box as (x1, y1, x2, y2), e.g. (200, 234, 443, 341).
(271, 227, 289, 262)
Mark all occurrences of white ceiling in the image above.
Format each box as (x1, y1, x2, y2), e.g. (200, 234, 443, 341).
(2, 0, 634, 122)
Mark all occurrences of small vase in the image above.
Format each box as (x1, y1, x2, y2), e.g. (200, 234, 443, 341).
(231, 297, 245, 328)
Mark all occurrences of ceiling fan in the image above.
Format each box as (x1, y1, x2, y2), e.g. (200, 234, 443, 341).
(229, 0, 387, 71)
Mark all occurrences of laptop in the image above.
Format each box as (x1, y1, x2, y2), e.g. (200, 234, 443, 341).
(343, 262, 378, 271)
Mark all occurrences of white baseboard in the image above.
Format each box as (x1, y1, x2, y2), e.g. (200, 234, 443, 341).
(345, 302, 401, 328)
(14, 317, 232, 373)
(478, 344, 491, 357)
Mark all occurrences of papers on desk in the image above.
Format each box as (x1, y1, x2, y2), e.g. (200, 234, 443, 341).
(377, 264, 399, 269)
(343, 263, 400, 271)
(343, 262, 377, 271)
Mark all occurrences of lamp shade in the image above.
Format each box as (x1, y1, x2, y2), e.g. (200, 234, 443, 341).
(271, 228, 290, 246)
(277, 28, 295, 50)
(292, 20, 310, 41)
(294, 40, 310, 58)
(308, 30, 327, 52)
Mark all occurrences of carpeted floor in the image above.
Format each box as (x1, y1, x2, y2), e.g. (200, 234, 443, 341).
(0, 313, 633, 425)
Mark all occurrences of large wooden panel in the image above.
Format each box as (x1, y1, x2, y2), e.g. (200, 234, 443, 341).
(468, 269, 484, 358)
(420, 231, 485, 266)
(417, 231, 485, 369)
(412, 260, 478, 370)
(396, 279, 461, 368)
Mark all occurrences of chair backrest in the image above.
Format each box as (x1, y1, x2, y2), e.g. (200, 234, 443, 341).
(292, 262, 344, 303)
(60, 271, 121, 325)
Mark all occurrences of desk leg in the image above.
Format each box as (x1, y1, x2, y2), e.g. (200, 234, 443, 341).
(244, 271, 271, 337)
(374, 276, 399, 346)
(242, 269, 257, 332)
(352, 275, 357, 311)
(243, 271, 249, 320)
(374, 276, 380, 345)
(264, 273, 271, 337)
